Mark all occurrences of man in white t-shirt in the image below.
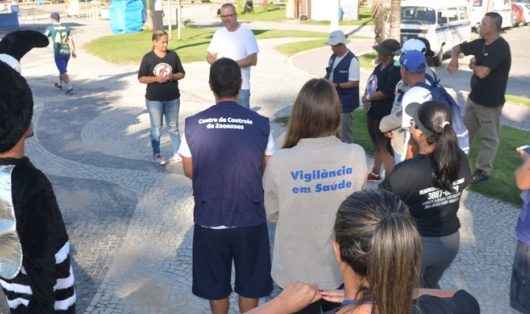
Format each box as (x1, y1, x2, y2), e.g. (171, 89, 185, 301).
(207, 3, 259, 109)
(325, 30, 360, 143)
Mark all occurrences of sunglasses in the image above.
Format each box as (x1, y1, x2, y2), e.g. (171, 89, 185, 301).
(220, 13, 236, 18)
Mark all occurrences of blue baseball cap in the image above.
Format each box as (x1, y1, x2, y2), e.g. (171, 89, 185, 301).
(400, 50, 426, 73)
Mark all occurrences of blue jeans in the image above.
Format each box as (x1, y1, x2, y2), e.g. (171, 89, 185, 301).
(239, 89, 250, 108)
(146, 98, 180, 156)
(511, 241, 530, 313)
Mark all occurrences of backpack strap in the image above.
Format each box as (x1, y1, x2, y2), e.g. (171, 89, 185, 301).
(413, 81, 433, 91)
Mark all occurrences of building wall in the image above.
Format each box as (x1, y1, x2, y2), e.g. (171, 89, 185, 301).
(310, 0, 358, 21)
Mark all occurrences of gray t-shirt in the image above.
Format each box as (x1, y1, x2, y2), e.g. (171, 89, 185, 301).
(263, 136, 367, 289)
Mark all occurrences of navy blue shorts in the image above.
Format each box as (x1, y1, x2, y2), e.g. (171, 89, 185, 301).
(54, 54, 70, 74)
(192, 223, 273, 300)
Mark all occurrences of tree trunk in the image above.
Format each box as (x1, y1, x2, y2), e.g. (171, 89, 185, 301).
(388, 0, 400, 40)
(144, 0, 154, 30)
(372, 0, 385, 44)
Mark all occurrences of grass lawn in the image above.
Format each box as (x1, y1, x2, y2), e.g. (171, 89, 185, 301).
(238, 4, 286, 22)
(506, 94, 530, 108)
(84, 27, 327, 64)
(275, 39, 327, 56)
(359, 52, 377, 69)
(277, 110, 526, 205)
(468, 125, 527, 205)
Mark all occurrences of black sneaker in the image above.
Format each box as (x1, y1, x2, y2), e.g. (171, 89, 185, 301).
(471, 169, 489, 184)
(54, 82, 63, 89)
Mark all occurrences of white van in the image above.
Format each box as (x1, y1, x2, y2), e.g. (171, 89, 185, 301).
(400, 0, 472, 57)
(470, 0, 514, 29)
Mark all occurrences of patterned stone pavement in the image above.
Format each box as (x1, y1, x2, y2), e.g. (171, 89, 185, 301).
(2, 18, 525, 314)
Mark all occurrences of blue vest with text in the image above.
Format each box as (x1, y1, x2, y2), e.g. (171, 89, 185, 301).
(185, 101, 270, 227)
(326, 51, 360, 113)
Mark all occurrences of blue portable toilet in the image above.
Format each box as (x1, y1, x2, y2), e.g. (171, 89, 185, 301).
(0, 5, 20, 29)
(109, 0, 144, 34)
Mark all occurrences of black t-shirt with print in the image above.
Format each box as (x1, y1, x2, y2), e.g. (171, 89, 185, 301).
(412, 290, 480, 314)
(380, 150, 471, 237)
(138, 50, 185, 101)
(367, 62, 402, 120)
(460, 37, 511, 107)
(337, 290, 479, 313)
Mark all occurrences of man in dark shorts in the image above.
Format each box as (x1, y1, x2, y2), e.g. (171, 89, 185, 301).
(178, 58, 274, 314)
(45, 12, 77, 95)
(448, 12, 511, 184)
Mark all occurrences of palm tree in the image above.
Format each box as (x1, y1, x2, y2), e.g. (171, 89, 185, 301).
(388, 0, 401, 40)
(372, 0, 385, 44)
(144, 0, 154, 30)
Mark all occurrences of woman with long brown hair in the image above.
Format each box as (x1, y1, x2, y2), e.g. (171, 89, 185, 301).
(263, 78, 367, 314)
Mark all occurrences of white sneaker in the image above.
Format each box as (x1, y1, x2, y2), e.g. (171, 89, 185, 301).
(153, 154, 167, 166)
(169, 155, 182, 163)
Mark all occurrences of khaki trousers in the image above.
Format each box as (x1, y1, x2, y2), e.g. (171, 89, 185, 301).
(464, 98, 503, 175)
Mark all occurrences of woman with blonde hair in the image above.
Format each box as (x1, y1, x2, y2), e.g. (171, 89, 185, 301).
(263, 78, 368, 314)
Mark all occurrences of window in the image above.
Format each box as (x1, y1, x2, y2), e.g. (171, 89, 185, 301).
(447, 8, 459, 22)
(473, 0, 483, 7)
(401, 6, 436, 25)
(458, 7, 468, 20)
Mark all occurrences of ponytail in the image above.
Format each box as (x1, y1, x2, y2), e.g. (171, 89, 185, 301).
(417, 101, 461, 192)
(368, 212, 421, 314)
(428, 120, 461, 192)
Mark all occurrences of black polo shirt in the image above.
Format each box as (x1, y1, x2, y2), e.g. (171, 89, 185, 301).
(460, 37, 511, 107)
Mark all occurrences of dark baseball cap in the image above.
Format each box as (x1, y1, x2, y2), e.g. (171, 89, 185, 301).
(373, 39, 401, 56)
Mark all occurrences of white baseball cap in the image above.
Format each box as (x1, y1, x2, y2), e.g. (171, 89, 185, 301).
(327, 30, 347, 46)
(401, 38, 426, 54)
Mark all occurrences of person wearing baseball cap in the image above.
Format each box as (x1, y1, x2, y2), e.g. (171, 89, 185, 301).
(363, 38, 401, 181)
(381, 100, 471, 289)
(379, 112, 406, 162)
(390, 37, 440, 116)
(395, 50, 434, 162)
(325, 30, 360, 143)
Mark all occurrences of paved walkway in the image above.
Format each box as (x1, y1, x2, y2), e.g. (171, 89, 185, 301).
(4, 17, 525, 314)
